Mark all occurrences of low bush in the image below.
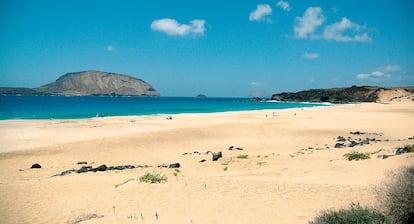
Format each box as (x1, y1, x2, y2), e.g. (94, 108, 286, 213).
(344, 151, 370, 161)
(377, 165, 414, 224)
(396, 144, 414, 155)
(139, 173, 167, 184)
(237, 154, 249, 159)
(308, 203, 385, 224)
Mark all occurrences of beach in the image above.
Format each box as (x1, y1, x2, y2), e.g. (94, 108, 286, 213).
(0, 101, 413, 223)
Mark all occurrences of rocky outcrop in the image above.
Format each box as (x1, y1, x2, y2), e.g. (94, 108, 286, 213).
(34, 70, 159, 96)
(271, 86, 414, 103)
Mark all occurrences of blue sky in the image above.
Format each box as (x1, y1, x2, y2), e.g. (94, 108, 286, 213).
(1, 0, 413, 97)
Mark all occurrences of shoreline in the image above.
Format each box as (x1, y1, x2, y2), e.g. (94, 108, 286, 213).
(0, 101, 413, 223)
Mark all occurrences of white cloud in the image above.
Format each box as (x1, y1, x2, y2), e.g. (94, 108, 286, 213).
(249, 4, 272, 22)
(323, 17, 371, 42)
(356, 71, 388, 79)
(150, 18, 205, 36)
(302, 52, 319, 59)
(382, 64, 400, 72)
(106, 45, 114, 51)
(276, 1, 291, 11)
(356, 64, 400, 80)
(294, 7, 325, 39)
(250, 81, 267, 87)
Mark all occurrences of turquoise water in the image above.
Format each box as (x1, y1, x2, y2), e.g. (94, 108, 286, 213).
(0, 96, 326, 120)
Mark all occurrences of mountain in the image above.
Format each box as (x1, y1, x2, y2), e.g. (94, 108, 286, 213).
(1, 70, 160, 96)
(271, 86, 414, 103)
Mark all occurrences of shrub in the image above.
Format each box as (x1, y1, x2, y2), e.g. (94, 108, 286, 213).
(139, 173, 167, 184)
(237, 154, 249, 159)
(396, 144, 414, 155)
(377, 165, 414, 224)
(344, 151, 370, 161)
(308, 203, 385, 224)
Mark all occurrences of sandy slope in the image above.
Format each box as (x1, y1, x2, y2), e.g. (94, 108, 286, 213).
(0, 102, 413, 224)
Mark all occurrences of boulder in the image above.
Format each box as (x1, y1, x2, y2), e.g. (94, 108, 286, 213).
(95, 164, 108, 172)
(334, 143, 346, 148)
(212, 152, 222, 161)
(337, 136, 346, 142)
(30, 163, 42, 169)
(168, 163, 181, 168)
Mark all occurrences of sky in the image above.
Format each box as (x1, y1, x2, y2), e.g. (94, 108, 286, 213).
(1, 0, 413, 97)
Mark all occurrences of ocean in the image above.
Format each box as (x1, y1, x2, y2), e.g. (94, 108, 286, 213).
(0, 96, 327, 120)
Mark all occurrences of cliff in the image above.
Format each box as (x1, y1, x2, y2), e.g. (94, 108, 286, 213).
(271, 86, 414, 103)
(0, 70, 159, 96)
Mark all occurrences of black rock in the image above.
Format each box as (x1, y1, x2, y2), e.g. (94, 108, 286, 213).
(199, 159, 206, 163)
(30, 163, 42, 169)
(77, 161, 88, 165)
(337, 136, 346, 142)
(114, 166, 126, 170)
(334, 143, 346, 148)
(77, 166, 92, 173)
(212, 152, 222, 161)
(158, 164, 168, 168)
(228, 146, 234, 151)
(349, 141, 358, 147)
(236, 147, 244, 150)
(377, 155, 392, 159)
(350, 131, 365, 135)
(95, 164, 108, 172)
(168, 163, 181, 168)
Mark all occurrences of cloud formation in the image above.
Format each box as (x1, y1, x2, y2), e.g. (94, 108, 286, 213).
(276, 1, 291, 11)
(323, 17, 371, 42)
(106, 45, 114, 51)
(249, 4, 272, 22)
(293, 7, 372, 42)
(151, 18, 205, 36)
(250, 81, 267, 87)
(302, 52, 319, 59)
(356, 64, 400, 80)
(294, 7, 325, 39)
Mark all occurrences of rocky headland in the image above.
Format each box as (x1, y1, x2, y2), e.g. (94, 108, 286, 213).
(271, 86, 414, 103)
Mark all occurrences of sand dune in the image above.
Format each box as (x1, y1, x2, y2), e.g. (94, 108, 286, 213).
(0, 102, 413, 223)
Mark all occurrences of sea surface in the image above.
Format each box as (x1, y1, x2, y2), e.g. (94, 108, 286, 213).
(0, 96, 327, 120)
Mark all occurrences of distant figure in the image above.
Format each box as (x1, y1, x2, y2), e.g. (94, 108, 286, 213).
(96, 113, 99, 118)
(166, 116, 173, 120)
(294, 113, 296, 116)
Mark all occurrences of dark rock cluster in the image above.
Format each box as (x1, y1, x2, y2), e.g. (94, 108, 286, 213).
(334, 132, 380, 149)
(53, 162, 180, 177)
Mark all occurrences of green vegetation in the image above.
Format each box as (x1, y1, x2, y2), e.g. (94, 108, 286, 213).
(309, 165, 414, 224)
(377, 165, 414, 224)
(173, 169, 180, 177)
(139, 173, 167, 184)
(308, 203, 385, 224)
(237, 154, 249, 159)
(396, 144, 414, 154)
(344, 151, 370, 161)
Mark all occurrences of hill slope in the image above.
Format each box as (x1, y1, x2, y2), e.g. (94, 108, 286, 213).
(34, 70, 159, 96)
(271, 86, 414, 103)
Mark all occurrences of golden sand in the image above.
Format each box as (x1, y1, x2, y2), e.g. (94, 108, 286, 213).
(0, 101, 413, 223)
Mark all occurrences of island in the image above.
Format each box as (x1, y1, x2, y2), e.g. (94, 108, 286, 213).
(0, 70, 160, 97)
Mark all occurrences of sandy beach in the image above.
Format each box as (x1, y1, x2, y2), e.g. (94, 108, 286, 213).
(0, 101, 413, 224)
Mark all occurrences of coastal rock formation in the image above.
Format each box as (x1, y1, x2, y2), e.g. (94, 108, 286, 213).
(271, 86, 414, 103)
(35, 70, 160, 96)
